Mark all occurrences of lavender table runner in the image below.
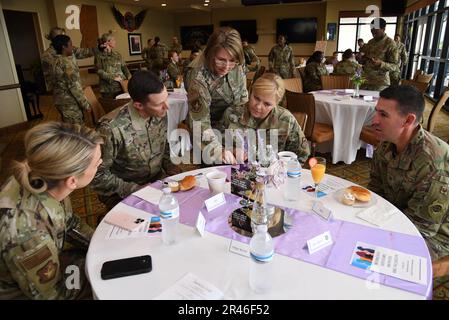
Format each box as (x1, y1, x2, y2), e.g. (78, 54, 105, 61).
(122, 168, 432, 298)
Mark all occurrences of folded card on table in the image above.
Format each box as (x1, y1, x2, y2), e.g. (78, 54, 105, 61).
(133, 186, 163, 204)
(356, 201, 396, 227)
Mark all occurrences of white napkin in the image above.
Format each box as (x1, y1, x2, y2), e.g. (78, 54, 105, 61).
(356, 201, 397, 227)
(133, 186, 163, 205)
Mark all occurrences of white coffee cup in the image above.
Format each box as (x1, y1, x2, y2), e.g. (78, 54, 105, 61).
(277, 151, 298, 164)
(206, 171, 227, 195)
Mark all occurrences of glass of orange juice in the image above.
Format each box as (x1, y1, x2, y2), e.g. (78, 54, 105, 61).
(310, 157, 326, 198)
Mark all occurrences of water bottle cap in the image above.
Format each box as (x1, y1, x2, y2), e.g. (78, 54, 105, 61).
(256, 224, 268, 233)
(162, 187, 171, 194)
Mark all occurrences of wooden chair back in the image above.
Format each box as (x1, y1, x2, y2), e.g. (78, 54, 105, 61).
(320, 75, 351, 90)
(427, 87, 449, 133)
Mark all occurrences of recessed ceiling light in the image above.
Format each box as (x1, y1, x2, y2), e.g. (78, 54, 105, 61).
(204, 3, 209, 6)
(161, 3, 167, 6)
(205, 0, 210, 2)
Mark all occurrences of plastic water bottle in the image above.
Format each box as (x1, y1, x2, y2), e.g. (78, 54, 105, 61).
(249, 224, 274, 294)
(158, 188, 179, 245)
(284, 156, 301, 201)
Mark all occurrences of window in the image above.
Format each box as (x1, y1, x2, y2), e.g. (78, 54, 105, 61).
(337, 16, 397, 53)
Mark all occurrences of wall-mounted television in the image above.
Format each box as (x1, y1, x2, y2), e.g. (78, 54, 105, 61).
(180, 25, 214, 50)
(276, 18, 317, 43)
(220, 20, 258, 43)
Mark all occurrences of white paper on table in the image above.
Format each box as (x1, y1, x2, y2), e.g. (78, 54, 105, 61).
(154, 272, 224, 300)
(356, 202, 397, 227)
(106, 221, 150, 240)
(301, 175, 346, 198)
(133, 186, 163, 205)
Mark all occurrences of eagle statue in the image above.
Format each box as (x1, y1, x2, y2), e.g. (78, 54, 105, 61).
(111, 5, 147, 32)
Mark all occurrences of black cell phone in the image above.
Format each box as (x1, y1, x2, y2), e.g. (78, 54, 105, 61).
(101, 255, 152, 280)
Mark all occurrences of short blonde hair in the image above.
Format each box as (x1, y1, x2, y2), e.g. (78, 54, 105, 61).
(204, 27, 244, 71)
(250, 73, 285, 105)
(100, 31, 114, 44)
(14, 122, 103, 194)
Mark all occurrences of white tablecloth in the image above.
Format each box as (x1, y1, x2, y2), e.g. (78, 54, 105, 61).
(116, 89, 190, 156)
(311, 90, 379, 164)
(86, 167, 430, 300)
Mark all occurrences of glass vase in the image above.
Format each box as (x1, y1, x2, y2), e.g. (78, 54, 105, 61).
(353, 83, 360, 98)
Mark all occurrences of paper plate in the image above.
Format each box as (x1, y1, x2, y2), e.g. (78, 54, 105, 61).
(333, 188, 377, 208)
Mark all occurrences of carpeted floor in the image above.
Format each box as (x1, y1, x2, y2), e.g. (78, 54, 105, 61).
(1, 92, 449, 299)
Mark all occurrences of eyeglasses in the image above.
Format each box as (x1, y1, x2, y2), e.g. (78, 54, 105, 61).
(214, 58, 237, 68)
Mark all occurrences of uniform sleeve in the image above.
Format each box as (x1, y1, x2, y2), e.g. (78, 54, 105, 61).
(379, 42, 400, 72)
(65, 206, 93, 250)
(95, 55, 115, 83)
(41, 54, 53, 92)
(73, 47, 94, 59)
(401, 45, 409, 66)
(288, 48, 297, 75)
(187, 80, 222, 161)
(121, 55, 131, 79)
(248, 49, 260, 72)
(91, 123, 140, 198)
(268, 48, 275, 70)
(167, 64, 179, 82)
(284, 116, 311, 164)
(367, 147, 385, 197)
(63, 62, 90, 111)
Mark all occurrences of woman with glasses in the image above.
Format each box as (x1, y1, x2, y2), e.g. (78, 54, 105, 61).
(186, 27, 248, 164)
(221, 73, 310, 164)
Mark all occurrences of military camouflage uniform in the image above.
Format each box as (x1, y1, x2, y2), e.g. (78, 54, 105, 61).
(368, 125, 449, 260)
(187, 61, 249, 162)
(390, 41, 408, 86)
(268, 44, 296, 79)
(222, 105, 310, 163)
(41, 46, 95, 93)
(167, 60, 180, 87)
(52, 55, 90, 125)
(333, 60, 360, 77)
(303, 62, 329, 93)
(95, 50, 131, 99)
(360, 34, 399, 91)
(91, 102, 170, 209)
(170, 43, 183, 55)
(243, 45, 260, 73)
(141, 46, 153, 68)
(149, 43, 168, 73)
(0, 177, 93, 299)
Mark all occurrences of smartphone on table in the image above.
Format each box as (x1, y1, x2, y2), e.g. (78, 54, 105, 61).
(101, 255, 152, 280)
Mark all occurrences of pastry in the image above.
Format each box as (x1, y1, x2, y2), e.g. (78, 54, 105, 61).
(168, 181, 179, 192)
(346, 186, 371, 202)
(341, 191, 355, 206)
(179, 175, 196, 191)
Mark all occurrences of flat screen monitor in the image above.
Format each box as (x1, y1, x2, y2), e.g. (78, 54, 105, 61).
(180, 25, 214, 50)
(276, 18, 317, 43)
(220, 20, 258, 43)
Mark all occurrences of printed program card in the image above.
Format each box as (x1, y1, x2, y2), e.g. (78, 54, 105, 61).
(350, 241, 428, 285)
(301, 175, 345, 198)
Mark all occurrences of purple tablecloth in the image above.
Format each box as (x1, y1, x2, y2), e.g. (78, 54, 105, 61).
(122, 167, 432, 298)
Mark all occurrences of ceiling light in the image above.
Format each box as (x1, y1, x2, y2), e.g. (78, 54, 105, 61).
(161, 3, 167, 6)
(204, 3, 209, 6)
(205, 0, 210, 2)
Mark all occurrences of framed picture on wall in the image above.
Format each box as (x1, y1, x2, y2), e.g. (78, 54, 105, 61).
(326, 23, 337, 41)
(128, 33, 142, 55)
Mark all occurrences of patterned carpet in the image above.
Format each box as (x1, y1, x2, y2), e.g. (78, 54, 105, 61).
(1, 93, 448, 299)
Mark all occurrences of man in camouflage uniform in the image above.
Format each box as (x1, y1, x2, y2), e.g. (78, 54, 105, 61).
(41, 27, 96, 93)
(355, 38, 366, 64)
(141, 38, 154, 69)
(52, 35, 90, 124)
(360, 18, 399, 91)
(169, 36, 183, 55)
(242, 39, 260, 73)
(367, 85, 449, 274)
(268, 35, 297, 79)
(92, 71, 175, 210)
(167, 51, 181, 88)
(187, 57, 249, 164)
(0, 177, 94, 299)
(149, 36, 168, 74)
(222, 104, 310, 163)
(390, 34, 409, 86)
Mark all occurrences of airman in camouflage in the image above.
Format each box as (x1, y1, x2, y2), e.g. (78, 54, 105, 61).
(222, 105, 310, 163)
(169, 36, 183, 55)
(268, 35, 297, 79)
(142, 38, 154, 68)
(52, 35, 90, 125)
(367, 85, 449, 261)
(95, 50, 131, 99)
(360, 18, 399, 91)
(0, 178, 93, 299)
(303, 51, 329, 93)
(333, 49, 360, 77)
(390, 34, 409, 86)
(149, 36, 168, 74)
(167, 51, 181, 87)
(242, 40, 260, 73)
(40, 27, 96, 92)
(92, 71, 173, 209)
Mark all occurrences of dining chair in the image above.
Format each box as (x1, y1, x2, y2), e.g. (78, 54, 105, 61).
(283, 77, 303, 93)
(415, 71, 434, 84)
(427, 87, 449, 133)
(285, 90, 334, 155)
(83, 86, 105, 126)
(120, 79, 129, 93)
(360, 125, 380, 147)
(400, 79, 429, 94)
(320, 75, 351, 90)
(292, 111, 307, 133)
(98, 97, 131, 114)
(412, 69, 423, 81)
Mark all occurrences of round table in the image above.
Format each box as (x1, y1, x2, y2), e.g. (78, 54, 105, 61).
(86, 166, 432, 299)
(311, 89, 379, 164)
